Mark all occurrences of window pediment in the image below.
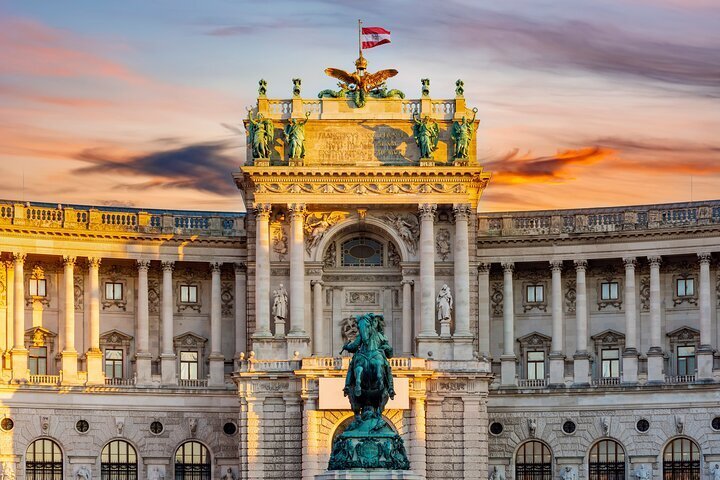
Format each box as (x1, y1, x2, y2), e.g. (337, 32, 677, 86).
(100, 329, 134, 348)
(667, 326, 700, 342)
(25, 326, 57, 347)
(174, 332, 208, 349)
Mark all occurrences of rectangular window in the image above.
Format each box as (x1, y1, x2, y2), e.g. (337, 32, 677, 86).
(676, 278, 695, 297)
(180, 351, 199, 380)
(526, 285, 544, 303)
(29, 278, 47, 297)
(105, 282, 123, 300)
(677, 345, 696, 376)
(600, 281, 619, 301)
(601, 348, 620, 378)
(180, 285, 198, 303)
(104, 349, 123, 379)
(28, 346, 47, 375)
(526, 351, 545, 380)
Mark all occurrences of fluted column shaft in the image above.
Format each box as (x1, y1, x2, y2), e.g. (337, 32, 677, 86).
(698, 253, 712, 347)
(418, 204, 437, 337)
(289, 204, 307, 336)
(550, 261, 563, 353)
(12, 253, 25, 350)
(453, 204, 471, 336)
(254, 204, 272, 337)
(401, 279, 413, 355)
(234, 263, 247, 357)
(311, 280, 324, 355)
(623, 258, 637, 351)
(210, 262, 222, 354)
(136, 260, 150, 353)
(574, 260, 588, 354)
(477, 264, 491, 357)
(648, 256, 662, 350)
(62, 256, 76, 353)
(88, 258, 101, 351)
(501, 262, 515, 356)
(161, 261, 174, 355)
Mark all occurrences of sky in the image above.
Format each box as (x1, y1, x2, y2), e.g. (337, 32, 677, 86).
(0, 0, 719, 213)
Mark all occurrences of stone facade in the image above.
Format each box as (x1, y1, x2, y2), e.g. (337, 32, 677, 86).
(0, 84, 719, 479)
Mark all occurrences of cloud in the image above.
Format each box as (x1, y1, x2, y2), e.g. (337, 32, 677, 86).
(74, 140, 239, 195)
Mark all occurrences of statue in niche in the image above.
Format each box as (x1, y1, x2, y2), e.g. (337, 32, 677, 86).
(634, 464, 651, 480)
(436, 228, 451, 260)
(712, 464, 720, 480)
(292, 78, 301, 96)
(528, 418, 537, 437)
(272, 227, 288, 260)
(387, 242, 400, 267)
(451, 107, 478, 159)
(489, 466, 505, 480)
(436, 284, 453, 322)
(323, 242, 336, 267)
(283, 112, 310, 159)
(455, 79, 464, 96)
(560, 466, 577, 480)
(412, 113, 439, 159)
(75, 466, 91, 480)
(221, 467, 237, 480)
(272, 285, 288, 323)
(247, 112, 274, 159)
(148, 466, 166, 480)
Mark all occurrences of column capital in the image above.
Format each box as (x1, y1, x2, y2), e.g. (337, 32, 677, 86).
(62, 255, 76, 267)
(210, 261, 222, 274)
(418, 203, 437, 219)
(234, 262, 247, 274)
(452, 203, 472, 220)
(254, 203, 272, 219)
(136, 259, 151, 271)
(549, 260, 564, 272)
(501, 261, 514, 273)
(401, 279, 415, 286)
(87, 257, 102, 268)
(311, 279, 324, 287)
(647, 255, 662, 267)
(478, 262, 491, 274)
(3, 259, 14, 270)
(574, 259, 588, 271)
(288, 203, 307, 217)
(12, 252, 26, 263)
(161, 260, 175, 272)
(698, 252, 712, 265)
(622, 257, 637, 268)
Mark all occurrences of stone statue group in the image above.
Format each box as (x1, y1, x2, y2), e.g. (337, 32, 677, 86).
(413, 108, 477, 161)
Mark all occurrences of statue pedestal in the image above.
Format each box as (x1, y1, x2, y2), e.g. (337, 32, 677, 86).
(418, 158, 435, 167)
(316, 470, 425, 479)
(288, 157, 304, 166)
(253, 158, 270, 167)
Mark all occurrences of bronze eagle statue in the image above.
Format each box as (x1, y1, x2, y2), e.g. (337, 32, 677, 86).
(322, 56, 398, 107)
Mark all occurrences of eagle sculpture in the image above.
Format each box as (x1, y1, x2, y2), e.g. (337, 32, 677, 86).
(323, 56, 398, 107)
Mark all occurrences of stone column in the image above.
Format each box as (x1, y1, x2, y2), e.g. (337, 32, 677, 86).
(697, 252, 713, 381)
(453, 204, 473, 359)
(253, 204, 272, 338)
(549, 260, 565, 385)
(500, 261, 517, 386)
(234, 263, 247, 359)
(86, 257, 104, 385)
(622, 257, 639, 383)
(418, 204, 437, 338)
(160, 261, 177, 385)
(573, 259, 590, 385)
(288, 204, 307, 337)
(462, 397, 486, 480)
(311, 280, 324, 355)
(647, 255, 664, 383)
(209, 262, 224, 386)
(135, 260, 152, 385)
(11, 253, 27, 382)
(61, 256, 79, 384)
(409, 395, 427, 478)
(4, 260, 14, 368)
(401, 279, 414, 356)
(477, 263, 491, 359)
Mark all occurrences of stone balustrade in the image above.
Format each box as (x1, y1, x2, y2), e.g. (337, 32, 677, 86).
(478, 200, 720, 237)
(0, 200, 244, 237)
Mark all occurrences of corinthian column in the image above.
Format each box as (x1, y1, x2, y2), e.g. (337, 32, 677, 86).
(477, 263, 491, 359)
(572, 259, 590, 385)
(61, 256, 79, 384)
(160, 261, 177, 385)
(646, 255, 664, 382)
(500, 261, 517, 386)
(86, 257, 104, 385)
(311, 280, 324, 355)
(234, 263, 247, 359)
(288, 203, 307, 337)
(697, 252, 713, 381)
(418, 204, 437, 339)
(549, 260, 565, 385)
(401, 279, 414, 355)
(11, 252, 28, 382)
(453, 204, 471, 337)
(135, 259, 152, 385)
(622, 257, 639, 383)
(209, 262, 224, 386)
(253, 204, 272, 339)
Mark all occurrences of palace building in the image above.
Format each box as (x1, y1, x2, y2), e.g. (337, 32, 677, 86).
(0, 67, 719, 480)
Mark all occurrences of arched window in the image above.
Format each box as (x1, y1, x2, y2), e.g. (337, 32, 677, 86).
(175, 441, 211, 480)
(101, 440, 138, 479)
(341, 237, 384, 267)
(589, 439, 625, 480)
(26, 438, 62, 479)
(515, 440, 552, 480)
(663, 438, 700, 480)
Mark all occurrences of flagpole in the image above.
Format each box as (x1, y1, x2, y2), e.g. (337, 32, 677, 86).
(358, 19, 362, 58)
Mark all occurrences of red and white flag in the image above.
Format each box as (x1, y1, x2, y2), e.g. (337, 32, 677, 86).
(361, 26, 391, 49)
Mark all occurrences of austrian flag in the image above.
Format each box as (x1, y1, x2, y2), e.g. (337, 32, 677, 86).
(361, 26, 391, 49)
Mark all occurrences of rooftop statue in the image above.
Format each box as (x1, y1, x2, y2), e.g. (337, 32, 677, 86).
(412, 113, 439, 159)
(451, 107, 478, 160)
(323, 55, 398, 108)
(283, 111, 310, 159)
(247, 112, 274, 159)
(329, 313, 410, 471)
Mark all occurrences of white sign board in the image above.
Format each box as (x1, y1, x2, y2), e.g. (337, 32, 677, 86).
(318, 377, 409, 410)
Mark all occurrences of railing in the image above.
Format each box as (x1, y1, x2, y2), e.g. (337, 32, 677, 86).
(105, 377, 136, 386)
(401, 100, 420, 115)
(302, 100, 322, 115)
(665, 375, 696, 384)
(479, 200, 720, 237)
(268, 100, 292, 116)
(28, 374, 61, 385)
(0, 205, 13, 219)
(431, 100, 455, 117)
(26, 207, 63, 226)
(518, 378, 548, 388)
(242, 359, 302, 372)
(101, 212, 137, 227)
(174, 216, 209, 230)
(592, 377, 621, 386)
(178, 378, 209, 388)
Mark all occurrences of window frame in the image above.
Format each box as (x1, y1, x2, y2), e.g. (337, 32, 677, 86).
(104, 348, 124, 379)
(600, 281, 619, 301)
(26, 438, 63, 480)
(676, 278, 695, 298)
(526, 284, 544, 304)
(101, 439, 138, 480)
(174, 441, 211, 480)
(29, 277, 47, 297)
(180, 284, 199, 304)
(104, 282, 124, 301)
(526, 351, 546, 380)
(600, 348, 620, 378)
(588, 439, 625, 480)
(28, 346, 48, 376)
(663, 437, 700, 480)
(676, 345, 696, 376)
(179, 351, 200, 380)
(340, 236, 385, 268)
(515, 440, 552, 480)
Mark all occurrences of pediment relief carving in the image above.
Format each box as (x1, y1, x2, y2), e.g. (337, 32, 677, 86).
(25, 326, 57, 347)
(666, 326, 699, 342)
(100, 329, 133, 347)
(174, 332, 208, 348)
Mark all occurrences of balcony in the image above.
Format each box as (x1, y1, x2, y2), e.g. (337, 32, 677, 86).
(665, 375, 696, 384)
(518, 378, 548, 388)
(592, 377, 621, 386)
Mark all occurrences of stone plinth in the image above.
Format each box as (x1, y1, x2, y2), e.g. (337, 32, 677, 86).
(315, 470, 425, 479)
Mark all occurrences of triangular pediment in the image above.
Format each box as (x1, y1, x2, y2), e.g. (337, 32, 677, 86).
(666, 326, 700, 341)
(25, 326, 57, 346)
(591, 329, 625, 343)
(173, 331, 207, 348)
(100, 329, 134, 344)
(517, 331, 552, 346)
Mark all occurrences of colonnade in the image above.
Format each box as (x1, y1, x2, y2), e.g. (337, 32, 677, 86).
(478, 253, 715, 386)
(4, 253, 245, 386)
